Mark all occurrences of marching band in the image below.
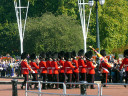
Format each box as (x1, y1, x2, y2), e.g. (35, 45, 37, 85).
(18, 48, 128, 89)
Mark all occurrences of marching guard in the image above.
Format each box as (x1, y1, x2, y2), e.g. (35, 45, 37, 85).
(58, 51, 65, 88)
(46, 51, 53, 89)
(21, 52, 34, 90)
(119, 49, 128, 87)
(71, 51, 79, 88)
(85, 51, 97, 89)
(39, 52, 47, 89)
(64, 52, 75, 89)
(51, 52, 60, 89)
(78, 49, 87, 81)
(99, 50, 112, 87)
(30, 53, 39, 89)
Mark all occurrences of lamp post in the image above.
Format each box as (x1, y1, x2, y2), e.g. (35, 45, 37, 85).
(94, 0, 105, 64)
(95, 0, 105, 54)
(78, 0, 94, 53)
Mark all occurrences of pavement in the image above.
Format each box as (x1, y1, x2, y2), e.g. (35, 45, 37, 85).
(0, 77, 128, 96)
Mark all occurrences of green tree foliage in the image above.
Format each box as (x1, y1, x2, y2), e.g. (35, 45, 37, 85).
(0, 0, 16, 24)
(88, 0, 128, 54)
(24, 13, 83, 54)
(0, 0, 127, 55)
(0, 23, 20, 55)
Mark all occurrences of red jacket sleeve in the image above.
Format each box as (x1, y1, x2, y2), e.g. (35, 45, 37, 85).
(81, 60, 87, 68)
(69, 62, 75, 68)
(75, 60, 79, 68)
(33, 62, 39, 69)
(55, 62, 59, 70)
(25, 62, 32, 71)
(44, 62, 47, 68)
(90, 62, 95, 69)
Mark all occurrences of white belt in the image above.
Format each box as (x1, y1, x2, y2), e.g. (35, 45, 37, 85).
(102, 67, 109, 72)
(22, 68, 28, 69)
(88, 67, 91, 69)
(79, 66, 82, 67)
(47, 67, 52, 69)
(52, 67, 55, 69)
(65, 67, 70, 68)
(65, 67, 71, 73)
(41, 67, 45, 69)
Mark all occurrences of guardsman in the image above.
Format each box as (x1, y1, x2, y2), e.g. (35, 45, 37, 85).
(58, 51, 65, 89)
(46, 51, 53, 89)
(39, 52, 47, 89)
(30, 53, 39, 89)
(78, 49, 87, 81)
(99, 50, 112, 87)
(51, 52, 60, 89)
(64, 52, 75, 89)
(21, 52, 34, 89)
(85, 51, 97, 89)
(71, 51, 79, 88)
(119, 49, 128, 87)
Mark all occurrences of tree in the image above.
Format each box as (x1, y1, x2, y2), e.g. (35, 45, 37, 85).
(0, 23, 20, 55)
(24, 13, 83, 54)
(88, 0, 128, 54)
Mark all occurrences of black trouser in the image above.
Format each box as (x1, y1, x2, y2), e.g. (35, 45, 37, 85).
(59, 73, 65, 88)
(87, 74, 95, 88)
(101, 73, 108, 87)
(72, 72, 79, 87)
(47, 74, 53, 88)
(40, 73, 47, 89)
(80, 73, 86, 81)
(72, 72, 79, 82)
(66, 74, 72, 88)
(22, 74, 29, 89)
(53, 74, 59, 88)
(32, 73, 38, 87)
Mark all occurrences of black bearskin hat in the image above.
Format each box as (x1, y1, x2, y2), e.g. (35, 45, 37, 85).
(64, 52, 71, 61)
(39, 52, 46, 60)
(21, 52, 27, 59)
(30, 53, 36, 60)
(52, 52, 58, 60)
(58, 51, 65, 59)
(100, 50, 106, 57)
(85, 51, 93, 60)
(124, 49, 128, 57)
(71, 50, 76, 58)
(78, 49, 84, 56)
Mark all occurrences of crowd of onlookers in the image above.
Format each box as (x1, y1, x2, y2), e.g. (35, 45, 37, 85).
(0, 56, 21, 77)
(108, 57, 125, 83)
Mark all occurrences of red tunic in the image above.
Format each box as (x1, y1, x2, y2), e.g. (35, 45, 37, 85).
(119, 58, 128, 71)
(86, 60, 95, 74)
(72, 59, 79, 73)
(78, 58, 87, 73)
(30, 61, 39, 73)
(51, 61, 59, 74)
(59, 60, 65, 73)
(64, 61, 75, 74)
(99, 61, 111, 73)
(21, 60, 32, 75)
(46, 60, 52, 74)
(39, 60, 47, 73)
